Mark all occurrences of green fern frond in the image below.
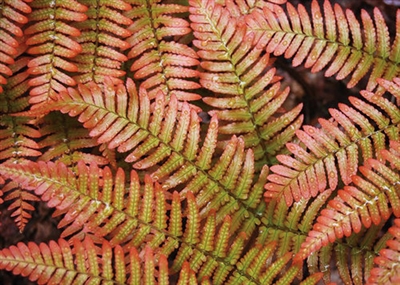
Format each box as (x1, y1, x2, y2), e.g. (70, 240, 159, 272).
(2, 180, 40, 232)
(0, 56, 31, 114)
(296, 140, 400, 262)
(265, 79, 400, 206)
(190, 0, 303, 167)
(256, 190, 332, 266)
(0, 0, 31, 93)
(25, 0, 88, 109)
(125, 0, 201, 101)
(73, 0, 132, 85)
(245, 0, 400, 92)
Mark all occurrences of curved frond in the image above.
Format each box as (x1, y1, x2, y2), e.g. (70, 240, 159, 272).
(25, 0, 88, 109)
(125, 0, 200, 101)
(296, 140, 400, 262)
(265, 79, 400, 206)
(190, 0, 303, 167)
(73, 0, 132, 85)
(245, 0, 400, 92)
(0, 0, 31, 93)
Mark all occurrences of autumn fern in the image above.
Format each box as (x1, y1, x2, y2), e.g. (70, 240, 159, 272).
(2, 0, 400, 284)
(190, 0, 303, 167)
(0, 0, 31, 93)
(265, 78, 400, 205)
(125, 0, 201, 101)
(25, 0, 87, 108)
(72, 0, 132, 85)
(245, 0, 400, 92)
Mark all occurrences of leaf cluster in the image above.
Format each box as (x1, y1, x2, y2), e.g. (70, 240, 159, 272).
(0, 0, 400, 284)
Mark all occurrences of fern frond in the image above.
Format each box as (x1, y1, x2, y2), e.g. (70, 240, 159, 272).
(0, 0, 31, 93)
(53, 79, 269, 237)
(25, 0, 88, 109)
(0, 54, 31, 114)
(190, 0, 303, 167)
(0, 159, 302, 284)
(306, 220, 390, 284)
(265, 80, 400, 206)
(125, 0, 200, 101)
(246, 0, 400, 92)
(368, 218, 400, 284)
(296, 140, 400, 262)
(0, 236, 179, 284)
(73, 0, 132, 85)
(256, 190, 332, 268)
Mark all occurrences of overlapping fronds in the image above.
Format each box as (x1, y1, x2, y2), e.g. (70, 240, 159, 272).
(256, 189, 332, 280)
(265, 78, 400, 206)
(52, 78, 269, 236)
(190, 0, 303, 167)
(37, 112, 109, 167)
(25, 0, 88, 109)
(369, 218, 400, 284)
(0, 160, 321, 284)
(306, 221, 390, 284)
(73, 0, 132, 85)
(125, 0, 201, 101)
(296, 140, 400, 262)
(245, 0, 400, 92)
(0, 0, 31, 93)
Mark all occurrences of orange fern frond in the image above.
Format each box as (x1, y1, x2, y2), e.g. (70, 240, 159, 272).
(295, 140, 400, 262)
(246, 0, 400, 92)
(73, 0, 132, 85)
(25, 0, 88, 109)
(0, 236, 174, 284)
(125, 0, 201, 101)
(52, 79, 268, 236)
(265, 79, 400, 206)
(0, 0, 31, 93)
(190, 0, 303, 167)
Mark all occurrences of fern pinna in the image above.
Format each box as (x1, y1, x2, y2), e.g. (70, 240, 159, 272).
(1, 0, 400, 284)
